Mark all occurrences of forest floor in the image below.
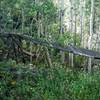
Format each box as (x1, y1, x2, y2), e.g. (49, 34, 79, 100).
(0, 61, 100, 100)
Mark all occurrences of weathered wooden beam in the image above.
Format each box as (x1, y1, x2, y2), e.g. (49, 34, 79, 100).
(1, 32, 100, 59)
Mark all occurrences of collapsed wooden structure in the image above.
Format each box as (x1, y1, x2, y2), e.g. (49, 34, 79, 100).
(1, 32, 100, 62)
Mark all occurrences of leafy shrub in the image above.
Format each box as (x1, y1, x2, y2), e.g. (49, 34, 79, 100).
(70, 73, 100, 100)
(0, 62, 100, 100)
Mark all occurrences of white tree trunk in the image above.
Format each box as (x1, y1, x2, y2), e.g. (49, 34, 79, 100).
(21, 8, 25, 34)
(70, 0, 73, 32)
(80, 0, 83, 47)
(88, 0, 94, 73)
(73, 0, 77, 45)
(60, 0, 64, 35)
(69, 0, 74, 67)
(60, 0, 65, 64)
(83, 0, 86, 47)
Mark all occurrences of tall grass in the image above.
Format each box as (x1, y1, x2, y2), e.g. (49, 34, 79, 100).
(0, 61, 100, 100)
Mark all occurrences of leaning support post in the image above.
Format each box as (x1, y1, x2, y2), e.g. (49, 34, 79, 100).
(45, 47, 52, 68)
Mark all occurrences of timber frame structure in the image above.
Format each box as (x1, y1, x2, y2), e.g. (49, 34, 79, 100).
(1, 32, 100, 63)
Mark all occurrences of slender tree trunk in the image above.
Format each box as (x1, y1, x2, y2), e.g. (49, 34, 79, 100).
(60, 0, 65, 64)
(70, 0, 73, 32)
(74, 9, 77, 46)
(60, 0, 64, 35)
(21, 8, 25, 34)
(73, 0, 77, 66)
(95, 19, 100, 51)
(73, 0, 77, 46)
(80, 0, 83, 47)
(29, 18, 35, 68)
(69, 0, 74, 67)
(37, 19, 41, 37)
(83, 0, 86, 47)
(88, 0, 94, 73)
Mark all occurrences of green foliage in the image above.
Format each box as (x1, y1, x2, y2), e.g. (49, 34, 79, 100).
(0, 60, 16, 68)
(0, 62, 100, 100)
(70, 73, 100, 100)
(57, 32, 73, 46)
(1, 0, 100, 99)
(0, 39, 5, 49)
(1, 0, 57, 35)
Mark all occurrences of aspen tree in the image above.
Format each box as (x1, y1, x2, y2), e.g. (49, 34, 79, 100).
(69, 0, 74, 67)
(60, 0, 65, 64)
(80, 0, 84, 47)
(88, 0, 95, 73)
(83, 0, 86, 47)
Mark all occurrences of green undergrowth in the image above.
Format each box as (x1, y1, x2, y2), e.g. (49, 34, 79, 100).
(0, 61, 100, 100)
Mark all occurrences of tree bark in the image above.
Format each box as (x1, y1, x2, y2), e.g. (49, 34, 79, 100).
(69, 0, 74, 67)
(60, 0, 65, 64)
(80, 0, 83, 47)
(88, 0, 94, 73)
